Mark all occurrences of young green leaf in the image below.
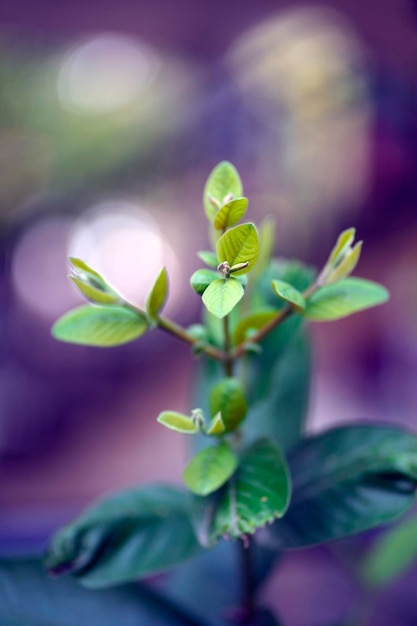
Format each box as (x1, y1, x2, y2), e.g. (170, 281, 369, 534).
(233, 310, 276, 346)
(318, 228, 362, 285)
(206, 412, 226, 436)
(264, 425, 417, 549)
(328, 228, 356, 267)
(197, 250, 218, 268)
(52, 305, 148, 347)
(203, 161, 243, 221)
(190, 269, 219, 295)
(146, 267, 168, 321)
(199, 439, 291, 542)
(69, 257, 120, 305)
(157, 411, 199, 434)
(271, 279, 306, 310)
(202, 278, 244, 319)
(210, 377, 247, 432)
(45, 486, 201, 588)
(360, 514, 417, 588)
(217, 223, 259, 276)
(213, 197, 248, 231)
(303, 278, 389, 321)
(69, 276, 120, 305)
(183, 444, 238, 496)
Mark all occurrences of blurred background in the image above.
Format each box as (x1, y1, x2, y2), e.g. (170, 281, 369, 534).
(1, 0, 417, 624)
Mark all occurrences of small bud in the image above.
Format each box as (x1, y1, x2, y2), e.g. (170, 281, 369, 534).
(208, 194, 221, 209)
(229, 261, 249, 274)
(217, 261, 231, 278)
(68, 258, 120, 305)
(318, 228, 363, 286)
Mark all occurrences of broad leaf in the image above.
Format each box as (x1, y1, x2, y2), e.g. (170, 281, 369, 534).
(52, 305, 148, 347)
(183, 444, 238, 496)
(190, 269, 219, 295)
(213, 197, 248, 231)
(202, 278, 244, 319)
(0, 558, 206, 626)
(157, 411, 198, 434)
(195, 439, 291, 544)
(360, 514, 417, 588)
(263, 425, 417, 549)
(197, 251, 218, 268)
(209, 377, 247, 432)
(203, 161, 243, 221)
(217, 223, 259, 276)
(271, 279, 305, 310)
(45, 485, 201, 588)
(146, 267, 168, 321)
(303, 278, 389, 321)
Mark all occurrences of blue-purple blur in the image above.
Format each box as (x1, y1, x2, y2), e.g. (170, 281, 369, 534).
(1, 1, 417, 624)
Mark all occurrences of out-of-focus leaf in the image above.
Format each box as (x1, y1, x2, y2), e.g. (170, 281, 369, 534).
(244, 328, 311, 451)
(52, 305, 148, 347)
(213, 197, 248, 231)
(360, 513, 417, 588)
(202, 278, 244, 319)
(303, 278, 389, 321)
(263, 425, 417, 549)
(183, 444, 238, 496)
(0, 558, 208, 626)
(45, 485, 201, 588)
(233, 310, 276, 346)
(69, 276, 120, 305)
(203, 161, 243, 221)
(195, 439, 291, 544)
(157, 411, 198, 434)
(190, 269, 219, 296)
(209, 377, 247, 433)
(326, 241, 362, 285)
(197, 251, 218, 268)
(217, 223, 259, 276)
(271, 279, 305, 310)
(146, 267, 169, 321)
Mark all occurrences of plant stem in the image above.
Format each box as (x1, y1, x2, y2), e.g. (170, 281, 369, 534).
(230, 282, 319, 360)
(223, 315, 233, 377)
(158, 315, 225, 362)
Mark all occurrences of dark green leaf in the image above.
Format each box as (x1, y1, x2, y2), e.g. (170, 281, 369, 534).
(190, 269, 219, 296)
(360, 513, 417, 588)
(264, 425, 417, 549)
(0, 558, 208, 626)
(45, 485, 201, 588)
(195, 439, 291, 543)
(303, 278, 389, 321)
(146, 267, 169, 321)
(217, 223, 259, 276)
(183, 444, 238, 496)
(244, 327, 311, 451)
(52, 305, 148, 347)
(213, 197, 248, 231)
(157, 411, 198, 434)
(203, 161, 243, 221)
(209, 377, 247, 433)
(202, 278, 244, 319)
